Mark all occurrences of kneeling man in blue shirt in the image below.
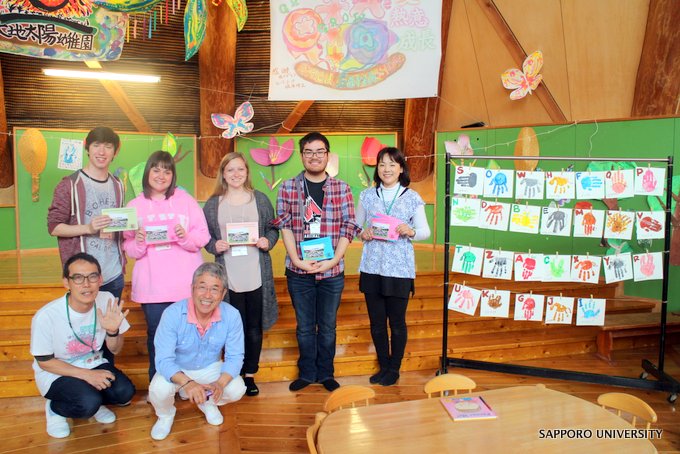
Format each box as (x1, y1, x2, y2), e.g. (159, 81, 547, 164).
(148, 262, 247, 440)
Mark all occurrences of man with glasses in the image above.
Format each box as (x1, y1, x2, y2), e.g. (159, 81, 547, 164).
(147, 262, 246, 441)
(30, 252, 135, 438)
(273, 132, 360, 392)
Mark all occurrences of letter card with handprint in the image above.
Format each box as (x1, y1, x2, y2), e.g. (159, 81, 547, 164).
(452, 245, 484, 275)
(545, 296, 575, 325)
(454, 166, 485, 196)
(634, 167, 665, 197)
(515, 171, 544, 200)
(513, 293, 545, 321)
(450, 197, 481, 227)
(514, 253, 545, 281)
(482, 249, 514, 280)
(603, 210, 634, 240)
(570, 255, 602, 284)
(448, 283, 482, 316)
(602, 253, 633, 283)
(635, 211, 665, 240)
(632, 252, 663, 281)
(539, 206, 572, 237)
(545, 171, 576, 200)
(478, 201, 511, 231)
(573, 209, 605, 238)
(575, 298, 606, 326)
(604, 169, 635, 199)
(483, 169, 514, 199)
(479, 289, 511, 318)
(575, 171, 606, 199)
(509, 204, 541, 234)
(543, 255, 572, 282)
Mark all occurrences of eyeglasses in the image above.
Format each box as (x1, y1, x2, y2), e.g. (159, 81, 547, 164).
(302, 149, 328, 158)
(195, 285, 223, 296)
(68, 272, 101, 284)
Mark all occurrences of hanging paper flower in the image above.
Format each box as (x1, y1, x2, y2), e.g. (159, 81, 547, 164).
(251, 137, 294, 190)
(360, 136, 385, 166)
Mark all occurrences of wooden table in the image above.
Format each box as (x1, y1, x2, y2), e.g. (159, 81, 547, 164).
(317, 385, 657, 453)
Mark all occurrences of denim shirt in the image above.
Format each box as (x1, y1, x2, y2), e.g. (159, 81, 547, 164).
(154, 299, 244, 382)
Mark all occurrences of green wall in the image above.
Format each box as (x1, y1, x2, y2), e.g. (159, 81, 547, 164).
(0, 207, 16, 251)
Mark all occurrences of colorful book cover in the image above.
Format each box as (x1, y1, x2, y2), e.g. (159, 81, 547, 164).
(226, 222, 259, 245)
(102, 207, 138, 233)
(370, 214, 402, 241)
(440, 396, 497, 421)
(300, 236, 334, 261)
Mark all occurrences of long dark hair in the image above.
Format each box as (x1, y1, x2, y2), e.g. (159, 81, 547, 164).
(142, 150, 177, 199)
(373, 147, 410, 187)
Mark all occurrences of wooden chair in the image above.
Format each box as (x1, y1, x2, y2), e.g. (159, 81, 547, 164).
(323, 385, 376, 413)
(306, 412, 328, 454)
(424, 373, 477, 398)
(597, 392, 658, 429)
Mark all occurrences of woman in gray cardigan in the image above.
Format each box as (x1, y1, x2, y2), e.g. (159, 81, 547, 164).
(203, 152, 279, 396)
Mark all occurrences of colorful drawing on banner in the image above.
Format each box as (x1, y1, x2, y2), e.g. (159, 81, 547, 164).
(448, 283, 481, 316)
(545, 171, 575, 200)
(539, 207, 572, 237)
(211, 101, 255, 139)
(509, 204, 540, 234)
(479, 289, 511, 318)
(483, 169, 514, 198)
(571, 255, 601, 284)
(513, 293, 545, 321)
(545, 296, 574, 324)
(454, 166, 485, 196)
(450, 197, 481, 227)
(500, 50, 543, 100)
(479, 201, 510, 231)
(515, 170, 544, 200)
(603, 253, 633, 283)
(575, 171, 605, 199)
(635, 167, 665, 196)
(227, 0, 248, 31)
(482, 249, 514, 280)
(184, 0, 207, 60)
(635, 211, 665, 240)
(452, 245, 484, 275)
(576, 298, 606, 326)
(633, 252, 663, 281)
(543, 255, 572, 282)
(57, 138, 83, 171)
(573, 209, 605, 238)
(605, 168, 635, 199)
(604, 211, 634, 240)
(514, 253, 545, 281)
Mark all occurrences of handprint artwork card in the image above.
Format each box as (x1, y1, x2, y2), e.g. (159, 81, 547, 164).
(514, 253, 545, 282)
(454, 166, 485, 196)
(633, 252, 663, 281)
(450, 197, 481, 227)
(479, 289, 511, 318)
(483, 169, 515, 199)
(634, 167, 665, 196)
(635, 211, 665, 240)
(573, 208, 605, 238)
(482, 249, 514, 280)
(570, 255, 602, 284)
(448, 283, 482, 316)
(603, 210, 635, 240)
(602, 253, 633, 284)
(545, 296, 575, 325)
(515, 171, 544, 200)
(539, 207, 572, 237)
(576, 298, 606, 326)
(452, 245, 484, 275)
(513, 293, 545, 322)
(575, 171, 606, 199)
(543, 255, 572, 282)
(604, 168, 635, 199)
(545, 171, 576, 200)
(478, 201, 511, 231)
(509, 204, 541, 234)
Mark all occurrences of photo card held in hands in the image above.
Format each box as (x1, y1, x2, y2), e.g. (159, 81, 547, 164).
(448, 283, 482, 316)
(452, 245, 484, 276)
(479, 289, 511, 318)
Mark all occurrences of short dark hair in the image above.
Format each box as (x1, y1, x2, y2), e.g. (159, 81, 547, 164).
(373, 147, 411, 187)
(299, 132, 330, 153)
(142, 150, 177, 199)
(85, 126, 120, 152)
(192, 262, 228, 289)
(63, 252, 101, 279)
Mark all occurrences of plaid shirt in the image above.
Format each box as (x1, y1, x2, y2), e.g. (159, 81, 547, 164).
(273, 172, 360, 280)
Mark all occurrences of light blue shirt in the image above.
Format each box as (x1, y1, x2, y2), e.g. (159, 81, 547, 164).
(154, 299, 244, 382)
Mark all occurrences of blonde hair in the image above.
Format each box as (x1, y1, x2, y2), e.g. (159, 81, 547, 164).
(212, 152, 255, 197)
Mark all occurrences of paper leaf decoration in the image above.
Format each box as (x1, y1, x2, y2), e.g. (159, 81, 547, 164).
(325, 153, 340, 178)
(128, 161, 146, 197)
(211, 101, 255, 139)
(17, 128, 48, 202)
(227, 0, 248, 31)
(162, 132, 177, 156)
(94, 0, 163, 12)
(360, 137, 386, 166)
(251, 137, 294, 166)
(184, 0, 207, 60)
(501, 50, 543, 100)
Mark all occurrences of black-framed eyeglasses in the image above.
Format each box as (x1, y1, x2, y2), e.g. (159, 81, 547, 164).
(68, 272, 101, 284)
(302, 149, 328, 158)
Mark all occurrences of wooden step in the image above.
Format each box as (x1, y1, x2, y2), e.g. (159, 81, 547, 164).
(596, 312, 680, 362)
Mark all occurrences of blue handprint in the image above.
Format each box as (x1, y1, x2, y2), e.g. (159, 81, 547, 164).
(489, 172, 508, 196)
(580, 175, 603, 191)
(578, 299, 601, 319)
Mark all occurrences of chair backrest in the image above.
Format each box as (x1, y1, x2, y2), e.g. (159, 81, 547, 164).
(323, 385, 376, 413)
(306, 412, 328, 454)
(597, 392, 658, 430)
(424, 373, 477, 398)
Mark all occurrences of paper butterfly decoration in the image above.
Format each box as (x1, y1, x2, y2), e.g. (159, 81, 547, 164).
(501, 50, 543, 100)
(211, 101, 255, 139)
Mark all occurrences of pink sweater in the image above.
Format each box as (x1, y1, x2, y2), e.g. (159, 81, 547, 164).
(123, 189, 209, 304)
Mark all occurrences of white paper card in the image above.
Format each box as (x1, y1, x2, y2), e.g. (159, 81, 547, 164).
(58, 138, 83, 171)
(602, 253, 633, 283)
(573, 209, 605, 238)
(514, 253, 545, 281)
(634, 167, 665, 196)
(576, 298, 606, 326)
(543, 255, 572, 282)
(571, 255, 602, 284)
(454, 166, 485, 196)
(632, 252, 664, 281)
(479, 289, 511, 318)
(450, 197, 481, 227)
(448, 283, 482, 316)
(515, 171, 544, 200)
(575, 171, 605, 199)
(452, 245, 484, 275)
(483, 169, 514, 198)
(539, 207, 572, 237)
(509, 204, 541, 234)
(605, 169, 635, 199)
(478, 201, 511, 231)
(513, 293, 545, 321)
(482, 249, 514, 280)
(604, 211, 635, 240)
(635, 211, 666, 240)
(545, 171, 576, 200)
(545, 296, 575, 324)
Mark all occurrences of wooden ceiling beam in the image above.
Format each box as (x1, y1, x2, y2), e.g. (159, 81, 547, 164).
(476, 0, 567, 123)
(277, 100, 315, 134)
(0, 61, 12, 188)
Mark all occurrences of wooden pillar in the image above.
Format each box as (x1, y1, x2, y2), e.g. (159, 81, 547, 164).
(199, 3, 237, 178)
(0, 62, 12, 188)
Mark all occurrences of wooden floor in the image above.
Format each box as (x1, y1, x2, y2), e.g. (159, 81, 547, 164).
(1, 346, 678, 454)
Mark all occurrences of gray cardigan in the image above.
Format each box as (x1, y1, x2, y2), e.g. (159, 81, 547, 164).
(203, 190, 279, 331)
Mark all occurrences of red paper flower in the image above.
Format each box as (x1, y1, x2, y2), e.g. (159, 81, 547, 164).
(361, 137, 385, 166)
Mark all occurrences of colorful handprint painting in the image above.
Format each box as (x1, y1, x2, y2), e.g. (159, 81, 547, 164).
(635, 211, 666, 240)
(450, 197, 481, 227)
(602, 253, 633, 284)
(545, 296, 574, 325)
(509, 204, 541, 234)
(545, 171, 575, 200)
(632, 252, 663, 281)
(515, 170, 544, 200)
(481, 249, 514, 281)
(539, 206, 572, 237)
(454, 166, 485, 196)
(483, 169, 514, 198)
(570, 255, 602, 284)
(575, 171, 606, 199)
(604, 168, 635, 199)
(543, 255, 572, 282)
(576, 298, 606, 326)
(452, 245, 484, 276)
(514, 253, 545, 282)
(634, 167, 665, 197)
(478, 201, 510, 231)
(603, 210, 634, 240)
(513, 293, 545, 322)
(573, 208, 605, 238)
(448, 283, 482, 316)
(479, 289, 511, 318)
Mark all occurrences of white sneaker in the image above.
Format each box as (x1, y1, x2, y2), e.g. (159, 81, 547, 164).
(198, 402, 223, 425)
(93, 405, 116, 424)
(45, 400, 70, 438)
(150, 416, 174, 441)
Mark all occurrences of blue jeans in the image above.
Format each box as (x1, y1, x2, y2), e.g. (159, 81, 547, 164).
(286, 272, 344, 382)
(141, 302, 173, 381)
(99, 273, 125, 365)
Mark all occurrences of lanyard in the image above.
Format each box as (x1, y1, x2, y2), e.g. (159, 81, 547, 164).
(65, 293, 98, 353)
(380, 185, 400, 215)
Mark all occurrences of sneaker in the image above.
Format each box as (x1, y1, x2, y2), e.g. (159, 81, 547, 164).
(289, 378, 312, 392)
(150, 416, 174, 441)
(45, 400, 70, 438)
(93, 405, 116, 424)
(244, 377, 259, 396)
(321, 379, 340, 392)
(198, 402, 224, 426)
(369, 369, 386, 384)
(380, 370, 400, 386)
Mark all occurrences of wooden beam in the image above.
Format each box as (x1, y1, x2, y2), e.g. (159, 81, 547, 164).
(475, 0, 567, 123)
(0, 61, 12, 188)
(277, 100, 315, 134)
(631, 0, 680, 117)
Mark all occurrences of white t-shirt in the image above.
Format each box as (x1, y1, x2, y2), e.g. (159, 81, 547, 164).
(30, 291, 131, 396)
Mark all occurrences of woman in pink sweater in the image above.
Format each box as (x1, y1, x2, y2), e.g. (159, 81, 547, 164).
(123, 151, 209, 381)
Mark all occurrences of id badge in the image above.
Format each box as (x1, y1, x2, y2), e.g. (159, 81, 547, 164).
(155, 243, 171, 251)
(99, 231, 113, 240)
(309, 220, 321, 237)
(231, 246, 248, 256)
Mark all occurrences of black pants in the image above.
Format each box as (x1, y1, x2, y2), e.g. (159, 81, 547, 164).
(364, 293, 409, 372)
(229, 287, 264, 375)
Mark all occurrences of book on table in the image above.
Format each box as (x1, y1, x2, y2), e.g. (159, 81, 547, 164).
(440, 396, 497, 421)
